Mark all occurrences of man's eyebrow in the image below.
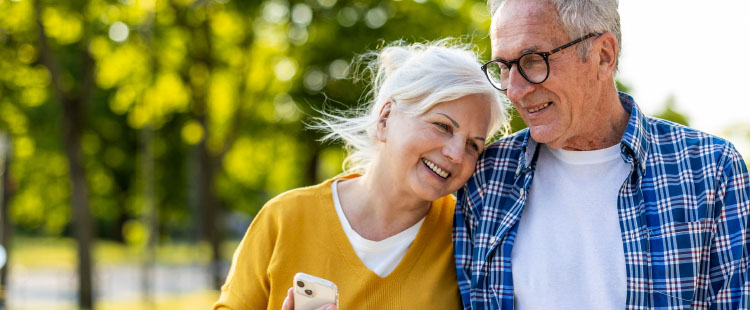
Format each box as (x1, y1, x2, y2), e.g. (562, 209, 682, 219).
(474, 136, 486, 142)
(437, 113, 460, 128)
(521, 45, 541, 54)
(493, 45, 542, 60)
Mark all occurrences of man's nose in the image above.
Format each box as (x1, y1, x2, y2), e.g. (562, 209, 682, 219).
(505, 65, 535, 104)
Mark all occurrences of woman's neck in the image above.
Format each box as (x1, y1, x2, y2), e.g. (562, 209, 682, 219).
(336, 172, 431, 241)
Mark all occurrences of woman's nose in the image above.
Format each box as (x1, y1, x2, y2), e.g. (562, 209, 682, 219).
(442, 137, 464, 164)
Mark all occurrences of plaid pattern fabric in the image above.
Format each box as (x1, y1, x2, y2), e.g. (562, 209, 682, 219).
(454, 92, 750, 310)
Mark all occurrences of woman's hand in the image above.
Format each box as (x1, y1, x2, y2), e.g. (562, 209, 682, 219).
(281, 288, 337, 310)
(281, 288, 295, 310)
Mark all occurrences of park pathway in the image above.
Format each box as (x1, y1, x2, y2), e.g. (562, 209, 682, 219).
(6, 263, 229, 309)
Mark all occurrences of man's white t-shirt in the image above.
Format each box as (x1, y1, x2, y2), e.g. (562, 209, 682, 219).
(511, 144, 629, 309)
(332, 179, 424, 277)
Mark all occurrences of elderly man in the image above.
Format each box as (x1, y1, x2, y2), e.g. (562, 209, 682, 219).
(453, 0, 750, 309)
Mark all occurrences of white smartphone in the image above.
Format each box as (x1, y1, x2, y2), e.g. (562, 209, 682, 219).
(293, 272, 338, 310)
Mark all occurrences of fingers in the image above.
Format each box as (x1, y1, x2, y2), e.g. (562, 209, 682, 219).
(314, 304, 336, 310)
(281, 288, 294, 310)
(281, 287, 335, 310)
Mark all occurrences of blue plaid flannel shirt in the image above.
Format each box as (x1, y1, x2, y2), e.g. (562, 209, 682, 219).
(454, 92, 750, 309)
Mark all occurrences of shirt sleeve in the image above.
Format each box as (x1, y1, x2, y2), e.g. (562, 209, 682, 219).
(708, 145, 750, 309)
(454, 184, 476, 310)
(213, 206, 279, 310)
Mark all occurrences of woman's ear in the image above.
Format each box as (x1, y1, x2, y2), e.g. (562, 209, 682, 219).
(376, 101, 393, 142)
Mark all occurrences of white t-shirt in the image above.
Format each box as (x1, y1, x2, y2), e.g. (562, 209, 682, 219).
(332, 179, 424, 277)
(511, 144, 629, 309)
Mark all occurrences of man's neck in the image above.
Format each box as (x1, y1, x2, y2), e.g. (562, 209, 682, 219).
(561, 88, 629, 151)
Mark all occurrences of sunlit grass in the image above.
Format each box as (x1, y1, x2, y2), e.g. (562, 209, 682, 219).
(10, 290, 220, 310)
(9, 237, 241, 268)
(98, 290, 220, 310)
(7, 237, 235, 309)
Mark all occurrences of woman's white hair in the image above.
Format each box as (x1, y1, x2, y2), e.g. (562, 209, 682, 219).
(489, 0, 621, 72)
(312, 39, 510, 175)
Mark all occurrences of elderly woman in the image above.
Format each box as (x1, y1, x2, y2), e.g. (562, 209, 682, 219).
(213, 40, 509, 309)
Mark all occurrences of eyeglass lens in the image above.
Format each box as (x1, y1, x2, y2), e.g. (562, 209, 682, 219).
(486, 53, 549, 90)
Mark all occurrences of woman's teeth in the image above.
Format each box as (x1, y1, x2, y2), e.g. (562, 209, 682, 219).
(528, 102, 551, 113)
(422, 158, 449, 178)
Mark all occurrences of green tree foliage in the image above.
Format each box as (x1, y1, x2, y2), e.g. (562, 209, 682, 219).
(0, 0, 706, 243)
(4, 0, 747, 306)
(0, 0, 496, 241)
(653, 94, 689, 126)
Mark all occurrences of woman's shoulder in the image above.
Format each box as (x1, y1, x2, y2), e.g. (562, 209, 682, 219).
(258, 174, 358, 218)
(434, 194, 456, 210)
(440, 193, 456, 206)
(426, 194, 456, 225)
(261, 181, 333, 215)
(245, 180, 335, 236)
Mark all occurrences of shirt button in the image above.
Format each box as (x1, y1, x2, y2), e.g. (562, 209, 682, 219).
(515, 166, 521, 175)
(641, 162, 646, 170)
(489, 236, 497, 244)
(519, 188, 525, 196)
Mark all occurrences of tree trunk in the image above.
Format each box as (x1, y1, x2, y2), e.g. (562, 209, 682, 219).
(63, 97, 94, 310)
(197, 123, 223, 289)
(175, 2, 254, 290)
(140, 125, 156, 309)
(139, 9, 158, 308)
(184, 10, 224, 290)
(0, 133, 14, 308)
(306, 140, 321, 186)
(33, 0, 95, 307)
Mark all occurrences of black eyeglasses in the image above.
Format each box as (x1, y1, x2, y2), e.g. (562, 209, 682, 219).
(481, 32, 601, 91)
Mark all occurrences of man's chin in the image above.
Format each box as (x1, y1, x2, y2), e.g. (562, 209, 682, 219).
(528, 126, 558, 145)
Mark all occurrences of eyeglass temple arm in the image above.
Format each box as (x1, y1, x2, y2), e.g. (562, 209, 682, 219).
(549, 32, 602, 54)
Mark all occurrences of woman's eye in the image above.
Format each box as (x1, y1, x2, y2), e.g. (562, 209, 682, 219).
(433, 122, 450, 132)
(467, 141, 480, 152)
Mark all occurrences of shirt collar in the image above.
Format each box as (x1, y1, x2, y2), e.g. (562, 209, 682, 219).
(518, 91, 650, 170)
(618, 91, 650, 170)
(521, 130, 537, 169)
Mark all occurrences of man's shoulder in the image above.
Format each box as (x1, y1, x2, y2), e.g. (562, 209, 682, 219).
(644, 116, 736, 154)
(641, 116, 747, 173)
(483, 128, 529, 157)
(646, 116, 719, 140)
(470, 129, 528, 180)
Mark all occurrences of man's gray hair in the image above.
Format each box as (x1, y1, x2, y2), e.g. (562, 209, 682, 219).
(489, 0, 621, 72)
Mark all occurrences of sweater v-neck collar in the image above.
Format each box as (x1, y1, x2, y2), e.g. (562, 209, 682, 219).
(317, 174, 446, 280)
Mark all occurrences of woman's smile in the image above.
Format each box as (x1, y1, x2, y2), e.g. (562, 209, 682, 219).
(422, 158, 450, 179)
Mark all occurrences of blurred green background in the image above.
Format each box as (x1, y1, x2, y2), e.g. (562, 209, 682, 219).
(0, 0, 741, 309)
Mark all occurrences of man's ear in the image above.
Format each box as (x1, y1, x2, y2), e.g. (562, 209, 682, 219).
(376, 101, 393, 142)
(595, 32, 618, 79)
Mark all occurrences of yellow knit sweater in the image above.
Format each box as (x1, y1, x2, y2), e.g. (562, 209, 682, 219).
(213, 175, 461, 309)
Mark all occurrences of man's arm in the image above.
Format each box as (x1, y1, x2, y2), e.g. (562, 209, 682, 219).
(709, 145, 750, 309)
(454, 183, 478, 310)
